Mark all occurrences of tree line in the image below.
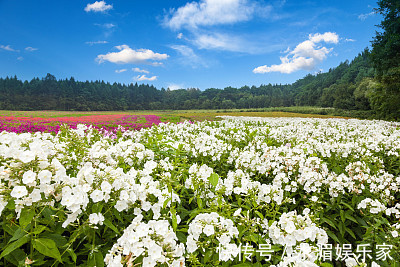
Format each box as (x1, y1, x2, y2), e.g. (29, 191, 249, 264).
(1, 0, 398, 120)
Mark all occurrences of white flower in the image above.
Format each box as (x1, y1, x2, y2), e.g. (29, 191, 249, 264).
(38, 170, 52, 184)
(203, 224, 215, 236)
(233, 208, 242, 217)
(311, 196, 318, 202)
(90, 189, 104, 202)
(22, 170, 36, 186)
(11, 186, 28, 199)
(88, 213, 104, 225)
(391, 230, 398, 238)
(115, 200, 128, 212)
(186, 236, 198, 253)
(285, 221, 296, 234)
(345, 258, 358, 267)
(100, 181, 112, 194)
(30, 189, 42, 202)
(303, 208, 310, 215)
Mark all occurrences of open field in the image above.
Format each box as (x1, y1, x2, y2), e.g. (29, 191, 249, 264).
(0, 108, 346, 123)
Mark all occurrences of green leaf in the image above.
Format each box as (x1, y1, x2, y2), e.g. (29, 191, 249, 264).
(0, 234, 31, 260)
(345, 227, 357, 239)
(33, 238, 63, 263)
(94, 251, 104, 267)
(8, 228, 25, 244)
(66, 248, 77, 263)
(4, 248, 26, 266)
(338, 221, 345, 237)
(326, 230, 340, 244)
(204, 249, 213, 263)
(163, 197, 172, 209)
(104, 218, 120, 235)
(32, 225, 48, 235)
(254, 211, 264, 220)
(19, 208, 35, 228)
(41, 233, 67, 247)
(171, 207, 178, 231)
(197, 197, 203, 209)
(340, 210, 345, 223)
(208, 173, 219, 187)
(344, 212, 358, 224)
(320, 216, 337, 229)
(176, 231, 187, 243)
(320, 263, 334, 267)
(340, 201, 355, 211)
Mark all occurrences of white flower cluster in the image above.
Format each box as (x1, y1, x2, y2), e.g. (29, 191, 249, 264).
(357, 198, 387, 214)
(105, 214, 185, 267)
(187, 212, 239, 262)
(268, 210, 328, 251)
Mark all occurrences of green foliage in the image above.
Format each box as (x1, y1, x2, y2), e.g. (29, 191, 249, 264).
(370, 0, 400, 78)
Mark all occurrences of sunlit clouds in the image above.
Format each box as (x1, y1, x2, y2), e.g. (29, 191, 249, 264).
(253, 32, 339, 74)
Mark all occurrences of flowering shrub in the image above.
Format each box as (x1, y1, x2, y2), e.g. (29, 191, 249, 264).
(0, 117, 400, 266)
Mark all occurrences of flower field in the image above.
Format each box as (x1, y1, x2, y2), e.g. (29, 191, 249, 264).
(0, 114, 165, 135)
(0, 116, 400, 266)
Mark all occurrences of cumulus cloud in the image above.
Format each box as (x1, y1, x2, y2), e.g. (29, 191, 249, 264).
(96, 45, 169, 65)
(164, 0, 255, 30)
(85, 1, 113, 12)
(358, 11, 375, 21)
(0, 45, 19, 52)
(115, 69, 127, 73)
(25, 47, 38, 51)
(85, 40, 108, 45)
(253, 32, 339, 74)
(135, 75, 157, 81)
(177, 33, 183, 39)
(132, 67, 149, 73)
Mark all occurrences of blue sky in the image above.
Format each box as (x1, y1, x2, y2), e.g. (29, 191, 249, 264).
(0, 0, 381, 90)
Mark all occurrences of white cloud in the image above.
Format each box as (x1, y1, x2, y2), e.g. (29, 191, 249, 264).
(133, 67, 150, 74)
(25, 47, 38, 51)
(170, 44, 207, 67)
(115, 69, 127, 73)
(344, 38, 356, 42)
(96, 45, 169, 65)
(358, 11, 375, 21)
(85, 1, 113, 12)
(191, 32, 269, 53)
(193, 32, 242, 51)
(253, 32, 339, 74)
(85, 40, 108, 45)
(164, 0, 255, 30)
(17, 56, 23, 61)
(167, 83, 184, 90)
(177, 33, 183, 39)
(308, 32, 339, 44)
(135, 75, 157, 81)
(0, 45, 19, 52)
(95, 23, 116, 29)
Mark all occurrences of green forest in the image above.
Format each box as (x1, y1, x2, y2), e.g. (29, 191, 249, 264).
(1, 0, 399, 120)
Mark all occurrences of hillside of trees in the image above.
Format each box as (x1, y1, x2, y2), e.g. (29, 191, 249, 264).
(1, 0, 398, 120)
(0, 49, 386, 115)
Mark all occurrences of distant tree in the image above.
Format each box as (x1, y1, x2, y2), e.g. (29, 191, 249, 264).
(369, 0, 400, 119)
(370, 0, 400, 78)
